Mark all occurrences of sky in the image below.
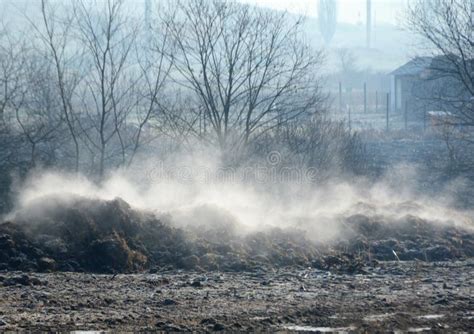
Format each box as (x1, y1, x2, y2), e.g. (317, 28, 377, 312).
(237, 0, 408, 25)
(0, 0, 413, 71)
(1, 0, 408, 25)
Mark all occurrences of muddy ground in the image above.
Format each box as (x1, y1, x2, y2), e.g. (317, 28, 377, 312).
(1, 194, 473, 331)
(0, 260, 472, 332)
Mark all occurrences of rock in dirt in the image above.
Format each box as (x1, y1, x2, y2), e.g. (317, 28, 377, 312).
(213, 323, 225, 331)
(37, 257, 56, 271)
(161, 298, 178, 306)
(201, 318, 217, 325)
(3, 274, 32, 286)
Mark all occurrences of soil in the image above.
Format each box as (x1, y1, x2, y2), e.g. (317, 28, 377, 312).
(1, 195, 473, 331)
(0, 260, 472, 332)
(1, 196, 473, 274)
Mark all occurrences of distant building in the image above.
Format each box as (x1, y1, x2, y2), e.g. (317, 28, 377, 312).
(388, 56, 470, 123)
(389, 57, 432, 114)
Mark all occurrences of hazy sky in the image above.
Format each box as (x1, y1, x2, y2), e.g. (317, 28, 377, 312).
(237, 0, 408, 24)
(1, 0, 408, 25)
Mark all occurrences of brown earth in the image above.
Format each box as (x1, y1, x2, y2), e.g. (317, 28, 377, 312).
(1, 195, 473, 275)
(0, 196, 473, 331)
(0, 261, 473, 332)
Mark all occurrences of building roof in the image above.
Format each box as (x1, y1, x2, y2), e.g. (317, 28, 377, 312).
(389, 57, 432, 76)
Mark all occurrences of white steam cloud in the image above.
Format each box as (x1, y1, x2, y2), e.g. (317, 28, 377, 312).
(6, 153, 474, 242)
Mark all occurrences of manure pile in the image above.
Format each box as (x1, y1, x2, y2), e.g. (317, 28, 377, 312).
(0, 196, 473, 274)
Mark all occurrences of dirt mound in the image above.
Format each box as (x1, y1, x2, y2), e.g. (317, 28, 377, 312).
(1, 196, 321, 273)
(0, 196, 473, 273)
(339, 214, 474, 262)
(0, 196, 185, 273)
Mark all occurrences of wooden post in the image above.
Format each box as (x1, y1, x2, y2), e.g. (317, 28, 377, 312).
(423, 105, 427, 132)
(364, 82, 367, 113)
(404, 100, 408, 130)
(348, 105, 351, 132)
(386, 93, 389, 132)
(375, 90, 378, 113)
(339, 82, 342, 113)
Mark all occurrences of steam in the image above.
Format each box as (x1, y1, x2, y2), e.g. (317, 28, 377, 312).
(6, 153, 474, 243)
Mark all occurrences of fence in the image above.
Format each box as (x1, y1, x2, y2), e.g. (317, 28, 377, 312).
(331, 82, 428, 133)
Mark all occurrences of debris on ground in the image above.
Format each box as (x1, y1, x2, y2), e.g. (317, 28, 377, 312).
(0, 261, 472, 331)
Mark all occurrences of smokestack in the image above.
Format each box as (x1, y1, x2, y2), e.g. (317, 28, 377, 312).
(366, 0, 371, 48)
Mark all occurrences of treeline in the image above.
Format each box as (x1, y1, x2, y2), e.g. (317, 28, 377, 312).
(0, 0, 365, 182)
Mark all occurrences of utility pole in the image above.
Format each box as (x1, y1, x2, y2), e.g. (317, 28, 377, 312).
(404, 100, 408, 130)
(423, 105, 427, 132)
(364, 82, 367, 113)
(339, 82, 342, 113)
(375, 90, 378, 113)
(348, 105, 351, 132)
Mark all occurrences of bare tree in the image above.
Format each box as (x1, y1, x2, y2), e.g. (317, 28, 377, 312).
(28, 0, 173, 176)
(248, 115, 368, 179)
(406, 0, 473, 125)
(318, 0, 337, 45)
(335, 47, 361, 94)
(0, 25, 26, 169)
(164, 0, 326, 153)
(35, 0, 82, 171)
(12, 57, 63, 167)
(406, 0, 474, 168)
(73, 0, 140, 176)
(128, 12, 174, 166)
(0, 25, 26, 126)
(336, 48, 357, 76)
(1, 22, 64, 169)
